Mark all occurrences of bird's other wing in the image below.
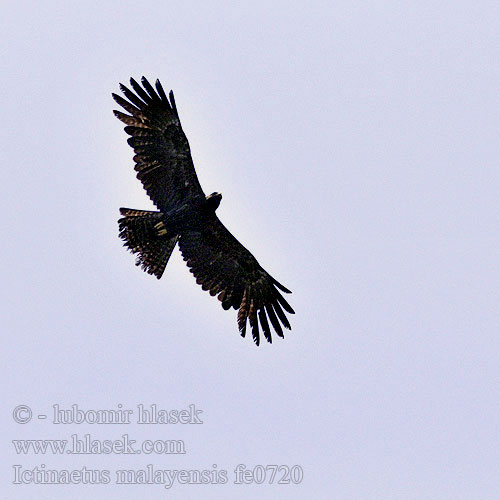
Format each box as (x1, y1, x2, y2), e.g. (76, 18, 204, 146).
(178, 217, 295, 345)
(113, 77, 206, 213)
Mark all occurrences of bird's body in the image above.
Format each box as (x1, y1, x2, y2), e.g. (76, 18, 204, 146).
(113, 77, 294, 344)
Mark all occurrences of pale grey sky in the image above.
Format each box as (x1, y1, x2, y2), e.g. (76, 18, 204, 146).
(3, 1, 500, 498)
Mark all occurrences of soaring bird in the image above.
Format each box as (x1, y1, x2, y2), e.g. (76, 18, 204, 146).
(113, 77, 294, 345)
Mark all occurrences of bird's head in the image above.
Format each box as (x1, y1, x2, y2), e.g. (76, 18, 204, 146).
(206, 192, 222, 211)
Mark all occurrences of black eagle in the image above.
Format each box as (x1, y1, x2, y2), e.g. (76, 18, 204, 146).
(113, 77, 294, 345)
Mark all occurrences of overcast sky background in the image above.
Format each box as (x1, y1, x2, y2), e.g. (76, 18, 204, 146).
(2, 1, 500, 498)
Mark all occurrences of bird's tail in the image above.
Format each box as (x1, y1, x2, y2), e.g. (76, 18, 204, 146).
(118, 208, 178, 279)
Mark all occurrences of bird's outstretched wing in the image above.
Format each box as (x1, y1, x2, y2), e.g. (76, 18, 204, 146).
(178, 217, 295, 345)
(113, 77, 206, 213)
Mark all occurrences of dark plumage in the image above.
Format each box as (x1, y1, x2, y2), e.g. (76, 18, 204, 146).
(114, 77, 294, 345)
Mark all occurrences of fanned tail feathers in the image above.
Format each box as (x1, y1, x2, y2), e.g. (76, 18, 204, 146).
(118, 208, 178, 279)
